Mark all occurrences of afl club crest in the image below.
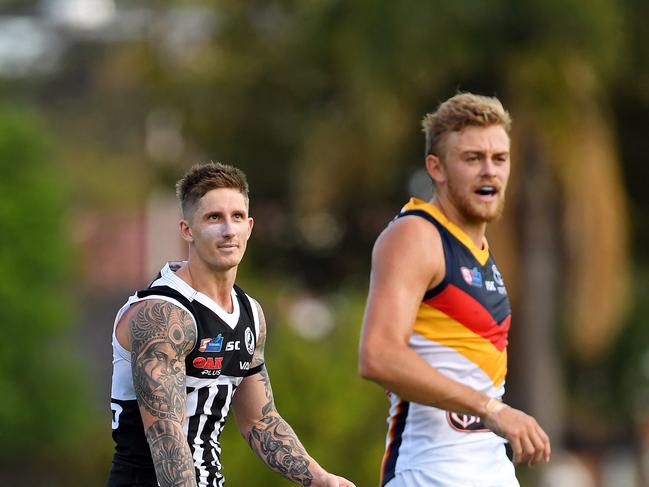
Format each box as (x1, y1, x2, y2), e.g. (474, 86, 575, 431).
(245, 327, 255, 355)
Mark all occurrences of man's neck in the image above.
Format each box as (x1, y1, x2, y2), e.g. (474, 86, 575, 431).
(175, 259, 238, 313)
(431, 197, 487, 250)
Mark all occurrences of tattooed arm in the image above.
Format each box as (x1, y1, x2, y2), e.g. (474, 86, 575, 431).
(232, 301, 355, 487)
(127, 299, 198, 487)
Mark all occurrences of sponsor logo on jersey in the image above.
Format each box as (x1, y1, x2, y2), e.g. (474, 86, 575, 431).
(485, 281, 496, 291)
(240, 361, 250, 370)
(193, 356, 223, 370)
(199, 335, 223, 353)
(460, 266, 483, 287)
(199, 335, 244, 354)
(245, 327, 255, 355)
(446, 411, 489, 432)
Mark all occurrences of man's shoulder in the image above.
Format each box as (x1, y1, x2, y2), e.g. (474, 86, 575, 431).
(372, 213, 446, 287)
(377, 213, 444, 253)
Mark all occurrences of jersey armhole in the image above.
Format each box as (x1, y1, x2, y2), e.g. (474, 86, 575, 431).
(397, 209, 452, 303)
(423, 239, 452, 301)
(247, 294, 261, 341)
(244, 363, 264, 377)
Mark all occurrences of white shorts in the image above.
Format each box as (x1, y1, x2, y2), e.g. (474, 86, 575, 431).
(384, 469, 520, 487)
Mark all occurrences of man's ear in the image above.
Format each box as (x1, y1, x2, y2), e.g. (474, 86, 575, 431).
(179, 219, 193, 243)
(426, 154, 446, 186)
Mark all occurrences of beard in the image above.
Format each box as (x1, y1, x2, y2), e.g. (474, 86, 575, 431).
(447, 178, 506, 224)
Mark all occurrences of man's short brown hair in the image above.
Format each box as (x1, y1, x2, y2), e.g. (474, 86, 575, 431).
(422, 93, 511, 157)
(175, 162, 249, 219)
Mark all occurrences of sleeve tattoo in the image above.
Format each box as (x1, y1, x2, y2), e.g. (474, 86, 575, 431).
(247, 367, 315, 486)
(250, 300, 267, 369)
(130, 300, 198, 487)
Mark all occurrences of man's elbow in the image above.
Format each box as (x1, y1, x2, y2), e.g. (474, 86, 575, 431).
(358, 344, 384, 382)
(236, 418, 255, 442)
(238, 426, 252, 442)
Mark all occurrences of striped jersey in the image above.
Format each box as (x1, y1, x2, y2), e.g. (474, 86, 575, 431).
(381, 198, 517, 487)
(108, 263, 262, 487)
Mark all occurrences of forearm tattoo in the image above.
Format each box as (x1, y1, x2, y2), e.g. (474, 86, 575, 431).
(130, 300, 197, 487)
(147, 420, 197, 487)
(259, 366, 274, 416)
(247, 367, 314, 486)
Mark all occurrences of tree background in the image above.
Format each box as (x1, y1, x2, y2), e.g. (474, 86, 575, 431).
(0, 1, 648, 485)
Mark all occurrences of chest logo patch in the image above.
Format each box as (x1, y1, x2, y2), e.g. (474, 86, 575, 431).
(492, 265, 504, 286)
(245, 327, 255, 355)
(199, 334, 223, 353)
(460, 266, 483, 287)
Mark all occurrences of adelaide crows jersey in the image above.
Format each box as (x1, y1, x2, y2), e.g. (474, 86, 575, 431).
(381, 198, 517, 487)
(108, 263, 262, 487)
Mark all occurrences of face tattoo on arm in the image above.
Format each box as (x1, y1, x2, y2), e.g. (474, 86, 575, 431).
(130, 300, 198, 487)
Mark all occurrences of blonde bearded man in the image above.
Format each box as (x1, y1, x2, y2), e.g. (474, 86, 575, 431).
(359, 93, 551, 487)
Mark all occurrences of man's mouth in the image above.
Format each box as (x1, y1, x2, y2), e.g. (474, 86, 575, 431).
(475, 185, 498, 196)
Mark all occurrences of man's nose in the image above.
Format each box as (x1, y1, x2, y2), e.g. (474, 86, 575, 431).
(221, 219, 236, 237)
(481, 157, 498, 176)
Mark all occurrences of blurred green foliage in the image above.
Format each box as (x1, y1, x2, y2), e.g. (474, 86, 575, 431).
(0, 107, 91, 463)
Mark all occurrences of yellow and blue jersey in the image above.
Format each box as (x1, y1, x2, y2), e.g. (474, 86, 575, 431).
(380, 198, 517, 487)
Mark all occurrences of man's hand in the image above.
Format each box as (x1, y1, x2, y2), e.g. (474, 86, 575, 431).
(483, 402, 551, 466)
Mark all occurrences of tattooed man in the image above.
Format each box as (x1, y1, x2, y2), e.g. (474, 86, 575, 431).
(108, 163, 355, 487)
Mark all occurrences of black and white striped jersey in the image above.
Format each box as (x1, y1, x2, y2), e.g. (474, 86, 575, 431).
(108, 263, 262, 487)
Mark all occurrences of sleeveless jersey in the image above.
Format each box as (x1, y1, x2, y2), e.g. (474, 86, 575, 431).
(108, 263, 262, 487)
(380, 198, 517, 487)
